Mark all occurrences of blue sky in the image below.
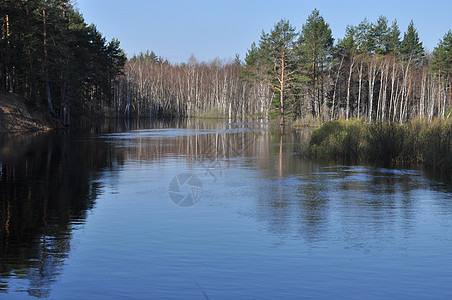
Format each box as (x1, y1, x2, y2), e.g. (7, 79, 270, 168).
(76, 0, 452, 63)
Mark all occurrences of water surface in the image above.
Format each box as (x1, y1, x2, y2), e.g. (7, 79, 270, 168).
(1, 120, 452, 299)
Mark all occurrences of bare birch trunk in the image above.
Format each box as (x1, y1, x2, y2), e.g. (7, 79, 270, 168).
(357, 62, 363, 119)
(346, 56, 355, 120)
(331, 53, 345, 120)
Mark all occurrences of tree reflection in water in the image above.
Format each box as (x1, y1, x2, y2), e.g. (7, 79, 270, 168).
(0, 119, 281, 297)
(1, 119, 451, 298)
(0, 130, 115, 297)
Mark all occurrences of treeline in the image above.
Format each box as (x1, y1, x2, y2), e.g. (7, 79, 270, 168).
(0, 0, 126, 124)
(116, 9, 452, 124)
(112, 52, 272, 119)
(3, 4, 452, 124)
(245, 10, 452, 124)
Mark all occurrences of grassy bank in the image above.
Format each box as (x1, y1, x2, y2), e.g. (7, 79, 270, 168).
(307, 118, 452, 170)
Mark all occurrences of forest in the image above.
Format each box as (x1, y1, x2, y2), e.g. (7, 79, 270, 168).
(0, 0, 126, 125)
(118, 10, 452, 124)
(2, 3, 452, 125)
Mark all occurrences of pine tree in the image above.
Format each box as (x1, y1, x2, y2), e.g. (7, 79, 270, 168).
(401, 20, 424, 62)
(432, 30, 452, 75)
(431, 30, 452, 110)
(387, 19, 401, 54)
(356, 18, 373, 54)
(244, 42, 260, 67)
(341, 25, 358, 52)
(372, 16, 390, 54)
(245, 19, 298, 124)
(297, 9, 334, 117)
(0, 0, 126, 120)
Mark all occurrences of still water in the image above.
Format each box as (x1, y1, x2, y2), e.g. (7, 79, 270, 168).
(1, 119, 452, 299)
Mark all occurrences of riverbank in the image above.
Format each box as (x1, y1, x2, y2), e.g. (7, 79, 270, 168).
(307, 118, 452, 170)
(0, 92, 61, 132)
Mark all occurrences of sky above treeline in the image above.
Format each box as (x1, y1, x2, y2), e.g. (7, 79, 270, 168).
(76, 0, 452, 63)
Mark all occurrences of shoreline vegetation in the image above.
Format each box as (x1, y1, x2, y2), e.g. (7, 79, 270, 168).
(306, 117, 452, 170)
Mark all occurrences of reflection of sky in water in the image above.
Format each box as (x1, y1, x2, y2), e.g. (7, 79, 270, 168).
(1, 123, 452, 299)
(99, 127, 266, 140)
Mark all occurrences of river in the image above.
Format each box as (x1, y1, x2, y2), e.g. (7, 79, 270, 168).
(1, 119, 452, 299)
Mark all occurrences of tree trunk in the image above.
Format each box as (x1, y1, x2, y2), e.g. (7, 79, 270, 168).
(43, 10, 54, 113)
(358, 61, 363, 119)
(280, 84, 284, 125)
(346, 56, 355, 120)
(5, 14, 11, 92)
(331, 53, 345, 120)
(420, 70, 426, 118)
(438, 67, 441, 117)
(368, 59, 377, 122)
(311, 48, 316, 117)
(381, 62, 389, 122)
(399, 58, 411, 123)
(389, 57, 396, 121)
(279, 51, 285, 125)
(449, 73, 451, 107)
(377, 61, 384, 121)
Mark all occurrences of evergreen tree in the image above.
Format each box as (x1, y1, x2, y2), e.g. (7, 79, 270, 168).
(244, 42, 260, 67)
(432, 30, 452, 74)
(354, 16, 393, 55)
(387, 19, 401, 54)
(341, 25, 359, 52)
(431, 30, 452, 107)
(0, 0, 126, 121)
(401, 20, 424, 61)
(372, 16, 390, 54)
(245, 19, 298, 124)
(297, 9, 334, 117)
(356, 18, 374, 54)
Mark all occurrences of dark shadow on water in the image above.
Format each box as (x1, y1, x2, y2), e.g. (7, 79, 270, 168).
(0, 119, 285, 297)
(0, 130, 122, 297)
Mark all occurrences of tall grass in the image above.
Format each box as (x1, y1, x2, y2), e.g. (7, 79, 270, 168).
(307, 118, 452, 170)
(196, 108, 227, 119)
(308, 119, 367, 160)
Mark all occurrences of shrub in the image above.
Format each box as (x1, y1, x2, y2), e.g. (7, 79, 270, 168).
(308, 119, 367, 160)
(307, 118, 452, 170)
(420, 118, 452, 169)
(366, 122, 405, 164)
